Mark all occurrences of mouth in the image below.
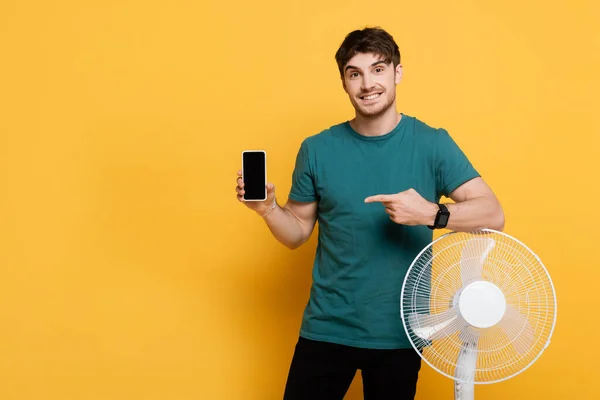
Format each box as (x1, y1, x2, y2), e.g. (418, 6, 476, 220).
(360, 92, 383, 101)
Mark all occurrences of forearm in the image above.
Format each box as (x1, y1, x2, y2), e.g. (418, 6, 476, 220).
(260, 203, 309, 250)
(428, 197, 505, 232)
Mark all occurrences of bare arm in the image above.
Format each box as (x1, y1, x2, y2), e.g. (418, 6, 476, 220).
(262, 199, 318, 250)
(236, 170, 318, 249)
(443, 177, 505, 232)
(443, 177, 505, 231)
(364, 177, 504, 232)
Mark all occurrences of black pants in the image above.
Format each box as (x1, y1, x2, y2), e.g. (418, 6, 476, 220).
(283, 337, 422, 400)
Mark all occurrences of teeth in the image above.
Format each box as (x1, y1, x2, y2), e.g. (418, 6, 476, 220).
(363, 93, 380, 100)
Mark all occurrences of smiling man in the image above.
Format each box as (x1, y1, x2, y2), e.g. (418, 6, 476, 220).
(235, 26, 504, 399)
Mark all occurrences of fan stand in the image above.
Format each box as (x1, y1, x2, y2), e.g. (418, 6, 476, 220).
(454, 341, 477, 400)
(454, 280, 507, 400)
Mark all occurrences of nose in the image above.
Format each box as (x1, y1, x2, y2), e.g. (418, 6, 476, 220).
(361, 73, 375, 91)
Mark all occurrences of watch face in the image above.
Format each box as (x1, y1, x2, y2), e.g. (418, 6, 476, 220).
(438, 213, 449, 227)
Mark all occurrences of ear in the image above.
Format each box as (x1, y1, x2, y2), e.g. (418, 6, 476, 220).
(395, 64, 403, 84)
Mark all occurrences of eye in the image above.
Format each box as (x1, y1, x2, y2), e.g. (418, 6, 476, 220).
(375, 67, 384, 73)
(349, 72, 359, 78)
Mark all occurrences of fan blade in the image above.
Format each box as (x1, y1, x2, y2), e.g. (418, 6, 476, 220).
(460, 237, 495, 284)
(498, 304, 535, 355)
(407, 307, 467, 341)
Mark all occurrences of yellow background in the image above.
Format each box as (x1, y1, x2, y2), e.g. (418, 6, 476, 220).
(0, 0, 598, 399)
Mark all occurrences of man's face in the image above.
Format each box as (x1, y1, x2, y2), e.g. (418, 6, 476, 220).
(342, 52, 402, 118)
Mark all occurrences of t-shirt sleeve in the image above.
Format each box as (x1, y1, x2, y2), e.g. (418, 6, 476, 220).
(288, 139, 318, 202)
(434, 128, 480, 199)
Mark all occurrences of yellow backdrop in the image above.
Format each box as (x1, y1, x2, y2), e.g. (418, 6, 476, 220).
(1, 0, 598, 399)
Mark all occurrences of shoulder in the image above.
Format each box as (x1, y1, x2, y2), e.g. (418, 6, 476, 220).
(407, 115, 449, 139)
(298, 121, 348, 150)
(404, 115, 461, 155)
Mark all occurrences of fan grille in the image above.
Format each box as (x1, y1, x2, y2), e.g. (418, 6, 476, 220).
(401, 229, 556, 384)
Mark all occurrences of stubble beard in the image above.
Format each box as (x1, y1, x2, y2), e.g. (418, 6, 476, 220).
(354, 91, 396, 119)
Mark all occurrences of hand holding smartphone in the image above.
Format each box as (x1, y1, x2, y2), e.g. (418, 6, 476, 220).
(236, 150, 276, 216)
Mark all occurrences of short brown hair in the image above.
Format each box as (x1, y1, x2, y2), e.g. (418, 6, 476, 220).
(334, 27, 401, 77)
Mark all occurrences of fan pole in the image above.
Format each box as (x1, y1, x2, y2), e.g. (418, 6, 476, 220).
(454, 379, 474, 400)
(454, 341, 477, 400)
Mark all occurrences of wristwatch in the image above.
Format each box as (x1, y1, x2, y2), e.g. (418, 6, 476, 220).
(428, 203, 450, 229)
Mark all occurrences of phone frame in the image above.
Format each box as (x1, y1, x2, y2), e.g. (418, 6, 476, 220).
(241, 150, 267, 201)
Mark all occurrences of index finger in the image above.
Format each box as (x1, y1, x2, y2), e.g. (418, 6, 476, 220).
(364, 194, 394, 203)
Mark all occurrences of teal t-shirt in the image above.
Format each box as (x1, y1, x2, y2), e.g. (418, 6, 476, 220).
(288, 114, 480, 350)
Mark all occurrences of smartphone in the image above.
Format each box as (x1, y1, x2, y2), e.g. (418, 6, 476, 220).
(241, 150, 267, 201)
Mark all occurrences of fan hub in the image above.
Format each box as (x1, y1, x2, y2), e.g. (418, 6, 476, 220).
(458, 281, 506, 328)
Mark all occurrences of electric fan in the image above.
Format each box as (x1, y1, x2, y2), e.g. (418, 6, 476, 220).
(400, 229, 556, 400)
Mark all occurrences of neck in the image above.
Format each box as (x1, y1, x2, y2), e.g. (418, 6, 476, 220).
(349, 105, 402, 137)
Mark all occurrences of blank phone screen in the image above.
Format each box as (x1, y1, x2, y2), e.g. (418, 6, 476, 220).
(242, 151, 266, 200)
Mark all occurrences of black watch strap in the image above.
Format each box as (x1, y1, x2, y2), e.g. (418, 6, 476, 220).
(428, 203, 450, 230)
